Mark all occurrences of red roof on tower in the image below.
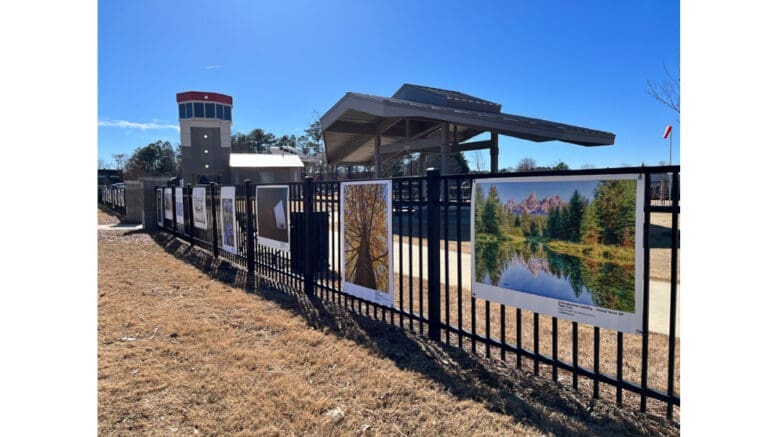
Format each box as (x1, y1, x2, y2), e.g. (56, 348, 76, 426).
(176, 91, 232, 105)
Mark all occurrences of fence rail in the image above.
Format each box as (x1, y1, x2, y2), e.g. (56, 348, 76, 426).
(154, 165, 681, 420)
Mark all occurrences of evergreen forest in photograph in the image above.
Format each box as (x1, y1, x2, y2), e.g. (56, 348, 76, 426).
(474, 178, 638, 312)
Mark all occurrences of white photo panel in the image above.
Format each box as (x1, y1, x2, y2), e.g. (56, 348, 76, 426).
(340, 180, 393, 307)
(156, 188, 163, 227)
(220, 186, 238, 255)
(470, 174, 645, 334)
(192, 187, 208, 230)
(164, 188, 173, 220)
(255, 185, 290, 252)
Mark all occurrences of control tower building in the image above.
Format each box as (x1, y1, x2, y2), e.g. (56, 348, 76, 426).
(176, 91, 233, 184)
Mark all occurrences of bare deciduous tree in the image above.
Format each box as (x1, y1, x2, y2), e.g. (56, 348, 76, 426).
(343, 183, 390, 292)
(517, 157, 537, 172)
(112, 153, 128, 171)
(647, 65, 680, 115)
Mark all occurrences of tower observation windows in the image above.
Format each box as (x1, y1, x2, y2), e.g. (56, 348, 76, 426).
(179, 101, 231, 120)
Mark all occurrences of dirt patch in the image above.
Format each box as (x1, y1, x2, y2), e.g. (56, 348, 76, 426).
(99, 223, 678, 435)
(98, 208, 122, 225)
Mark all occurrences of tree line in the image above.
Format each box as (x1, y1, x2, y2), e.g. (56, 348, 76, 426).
(230, 120, 323, 157)
(107, 120, 324, 180)
(475, 179, 637, 248)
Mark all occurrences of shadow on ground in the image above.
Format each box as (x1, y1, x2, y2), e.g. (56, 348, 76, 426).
(149, 231, 679, 436)
(649, 224, 680, 249)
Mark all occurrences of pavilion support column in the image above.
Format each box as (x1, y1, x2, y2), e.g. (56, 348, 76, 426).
(374, 127, 382, 178)
(440, 122, 450, 175)
(452, 124, 458, 174)
(490, 130, 499, 173)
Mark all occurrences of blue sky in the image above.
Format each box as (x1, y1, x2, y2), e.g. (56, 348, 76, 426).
(98, 0, 679, 170)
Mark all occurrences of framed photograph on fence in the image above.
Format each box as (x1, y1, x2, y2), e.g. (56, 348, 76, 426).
(255, 185, 290, 252)
(164, 188, 173, 220)
(156, 188, 163, 227)
(471, 174, 645, 333)
(192, 187, 208, 230)
(220, 186, 238, 255)
(340, 180, 393, 307)
(175, 187, 185, 232)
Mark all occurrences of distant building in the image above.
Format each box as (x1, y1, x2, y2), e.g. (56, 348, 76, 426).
(98, 169, 124, 186)
(177, 91, 305, 185)
(230, 152, 304, 184)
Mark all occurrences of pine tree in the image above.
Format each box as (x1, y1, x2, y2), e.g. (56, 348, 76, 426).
(546, 206, 560, 239)
(481, 185, 503, 235)
(593, 180, 637, 246)
(529, 218, 540, 238)
(565, 190, 586, 242)
(474, 184, 486, 233)
(580, 200, 602, 245)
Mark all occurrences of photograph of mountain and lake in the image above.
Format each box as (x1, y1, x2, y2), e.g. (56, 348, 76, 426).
(473, 176, 640, 313)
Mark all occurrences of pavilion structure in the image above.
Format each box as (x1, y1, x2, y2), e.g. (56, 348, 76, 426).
(320, 84, 616, 176)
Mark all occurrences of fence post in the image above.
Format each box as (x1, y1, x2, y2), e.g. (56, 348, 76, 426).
(186, 184, 194, 243)
(171, 184, 178, 235)
(303, 176, 314, 296)
(426, 168, 442, 342)
(210, 182, 219, 259)
(244, 179, 256, 290)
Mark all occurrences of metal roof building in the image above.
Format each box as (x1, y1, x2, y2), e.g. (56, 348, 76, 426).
(229, 153, 305, 184)
(320, 84, 616, 176)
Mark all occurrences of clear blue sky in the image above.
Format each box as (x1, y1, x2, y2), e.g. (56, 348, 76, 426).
(98, 0, 679, 170)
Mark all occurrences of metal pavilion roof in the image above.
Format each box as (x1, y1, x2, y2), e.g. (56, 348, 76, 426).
(320, 84, 615, 165)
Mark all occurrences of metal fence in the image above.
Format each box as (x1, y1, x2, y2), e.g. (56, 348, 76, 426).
(99, 184, 126, 217)
(157, 165, 680, 420)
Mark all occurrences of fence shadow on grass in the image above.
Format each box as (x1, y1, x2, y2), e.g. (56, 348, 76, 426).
(152, 232, 249, 290)
(152, 231, 678, 437)
(649, 223, 680, 249)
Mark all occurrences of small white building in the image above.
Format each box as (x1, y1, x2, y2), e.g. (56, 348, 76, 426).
(229, 153, 304, 184)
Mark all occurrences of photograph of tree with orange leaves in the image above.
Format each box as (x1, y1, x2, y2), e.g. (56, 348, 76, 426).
(342, 181, 392, 297)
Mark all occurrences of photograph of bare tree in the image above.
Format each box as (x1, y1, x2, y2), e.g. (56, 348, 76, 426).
(340, 181, 393, 306)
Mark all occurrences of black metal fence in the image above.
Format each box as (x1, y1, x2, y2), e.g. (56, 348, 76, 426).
(99, 184, 126, 217)
(157, 165, 680, 420)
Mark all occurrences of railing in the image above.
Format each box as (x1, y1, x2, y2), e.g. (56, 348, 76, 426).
(99, 184, 126, 217)
(156, 165, 681, 420)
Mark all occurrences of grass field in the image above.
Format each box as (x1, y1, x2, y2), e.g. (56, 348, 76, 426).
(98, 209, 678, 435)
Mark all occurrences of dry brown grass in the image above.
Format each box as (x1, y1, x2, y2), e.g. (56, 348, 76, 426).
(98, 206, 122, 225)
(98, 210, 678, 435)
(386, 271, 681, 399)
